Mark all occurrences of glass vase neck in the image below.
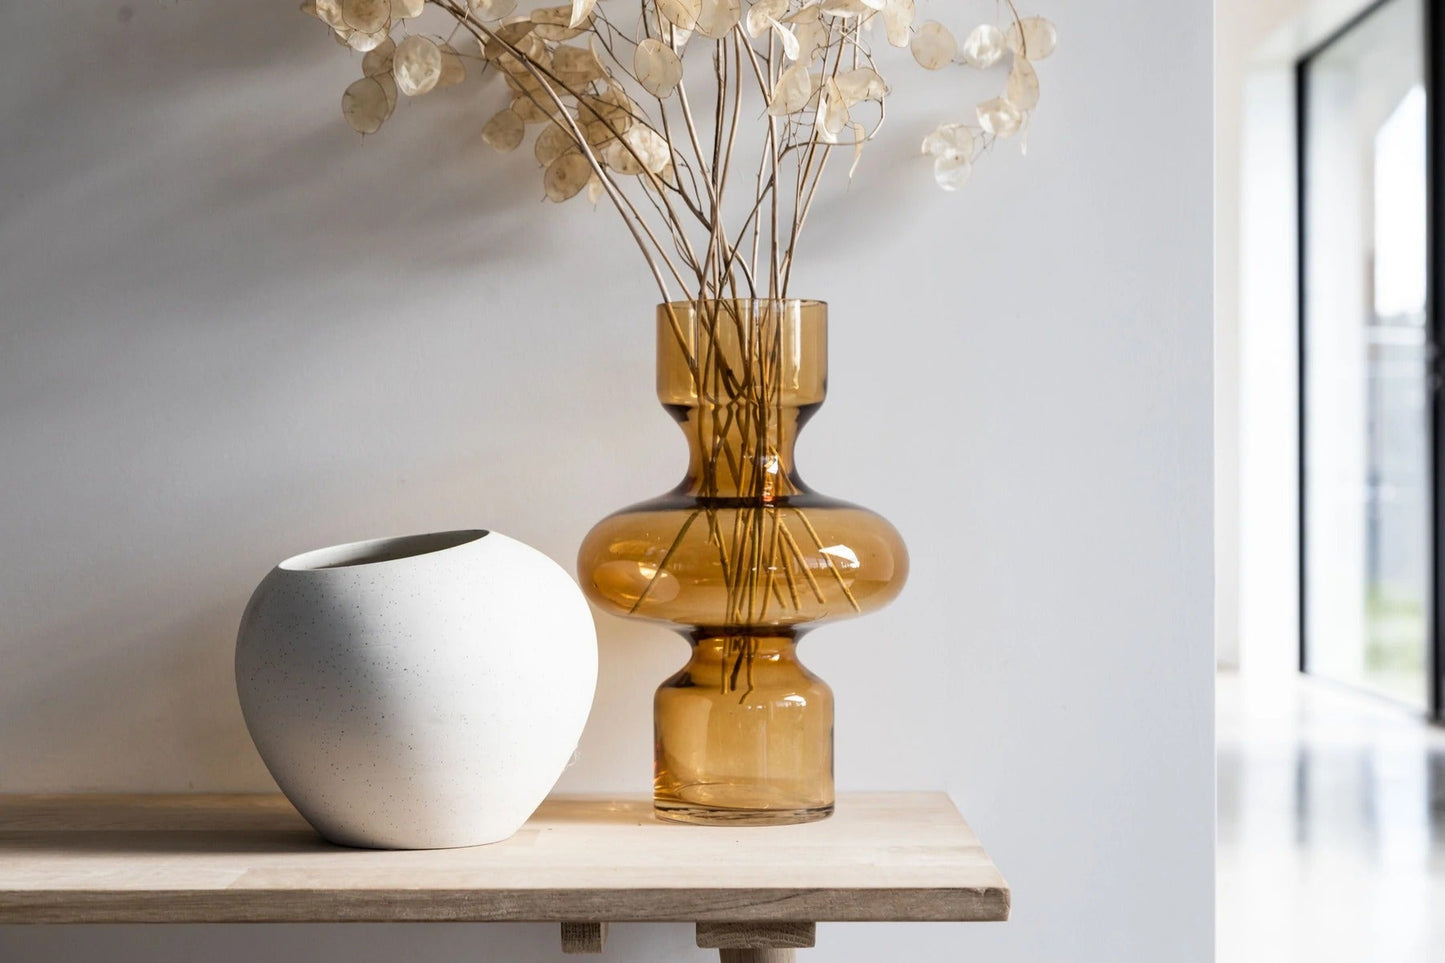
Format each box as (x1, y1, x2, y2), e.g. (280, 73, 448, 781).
(656, 300, 827, 501)
(684, 631, 803, 686)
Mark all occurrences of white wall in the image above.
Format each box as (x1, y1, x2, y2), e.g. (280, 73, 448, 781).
(0, 2, 1214, 961)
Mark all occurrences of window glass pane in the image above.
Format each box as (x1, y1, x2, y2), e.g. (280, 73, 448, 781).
(1302, 0, 1429, 708)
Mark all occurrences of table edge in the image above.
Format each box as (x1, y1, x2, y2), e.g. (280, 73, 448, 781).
(0, 886, 1011, 924)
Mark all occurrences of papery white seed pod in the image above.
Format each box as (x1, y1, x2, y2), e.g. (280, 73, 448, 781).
(469, 0, 516, 19)
(834, 67, 886, 105)
(1006, 16, 1057, 60)
(342, 0, 390, 33)
(568, 0, 597, 29)
(545, 152, 593, 201)
(815, 78, 848, 144)
(603, 139, 644, 174)
(746, 0, 787, 37)
(819, 0, 869, 18)
(795, 18, 827, 62)
(362, 36, 395, 76)
(553, 44, 607, 86)
(579, 119, 613, 150)
(976, 96, 1022, 137)
(656, 0, 702, 31)
(933, 152, 972, 191)
(651, 161, 679, 190)
(481, 17, 534, 60)
(393, 35, 443, 95)
(482, 108, 526, 151)
(393, 0, 424, 18)
(513, 95, 562, 125)
(768, 17, 800, 60)
(766, 62, 813, 116)
(515, 32, 552, 65)
(586, 174, 605, 204)
(377, 72, 398, 110)
(635, 38, 684, 98)
(921, 122, 974, 160)
(813, 84, 835, 144)
(848, 121, 868, 179)
(695, 0, 741, 38)
(535, 124, 576, 167)
(306, 0, 337, 27)
(880, 0, 914, 48)
(785, 2, 821, 24)
(580, 83, 637, 135)
(347, 27, 389, 51)
(342, 76, 393, 134)
(625, 124, 671, 173)
(961, 24, 1005, 68)
(437, 43, 467, 88)
(532, 4, 589, 41)
(910, 21, 956, 70)
(1006, 56, 1039, 110)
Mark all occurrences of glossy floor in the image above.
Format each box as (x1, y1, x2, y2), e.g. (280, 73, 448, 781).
(1218, 671, 1445, 961)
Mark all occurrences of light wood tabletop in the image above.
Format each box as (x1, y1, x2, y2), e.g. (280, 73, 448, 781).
(0, 792, 1008, 961)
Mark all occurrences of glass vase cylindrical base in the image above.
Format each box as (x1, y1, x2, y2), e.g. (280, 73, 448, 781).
(652, 800, 835, 827)
(652, 631, 834, 826)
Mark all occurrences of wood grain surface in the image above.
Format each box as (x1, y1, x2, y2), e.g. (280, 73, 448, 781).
(0, 793, 1010, 925)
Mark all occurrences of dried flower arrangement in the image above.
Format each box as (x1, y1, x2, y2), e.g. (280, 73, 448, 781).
(302, 0, 1057, 682)
(300, 1, 1059, 821)
(302, 0, 1056, 304)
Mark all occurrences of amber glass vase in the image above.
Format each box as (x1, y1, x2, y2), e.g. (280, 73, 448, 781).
(577, 300, 908, 825)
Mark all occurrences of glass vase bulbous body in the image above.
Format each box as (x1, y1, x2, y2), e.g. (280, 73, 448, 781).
(577, 300, 908, 825)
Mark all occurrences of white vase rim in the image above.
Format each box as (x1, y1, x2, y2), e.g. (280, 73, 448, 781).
(278, 530, 491, 573)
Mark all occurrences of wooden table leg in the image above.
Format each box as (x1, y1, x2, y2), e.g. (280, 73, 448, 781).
(718, 950, 798, 963)
(560, 921, 607, 954)
(697, 922, 815, 963)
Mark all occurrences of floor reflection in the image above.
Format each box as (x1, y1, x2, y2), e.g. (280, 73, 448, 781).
(1217, 671, 1445, 961)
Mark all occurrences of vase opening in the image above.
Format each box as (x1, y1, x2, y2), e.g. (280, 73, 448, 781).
(279, 530, 490, 572)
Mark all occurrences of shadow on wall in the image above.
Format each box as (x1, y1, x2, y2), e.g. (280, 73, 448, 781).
(2, 3, 559, 308)
(0, 1, 672, 792)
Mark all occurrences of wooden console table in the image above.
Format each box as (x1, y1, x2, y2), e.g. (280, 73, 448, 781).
(0, 793, 1008, 961)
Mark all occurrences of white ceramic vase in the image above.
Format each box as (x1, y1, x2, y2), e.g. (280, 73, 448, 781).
(235, 530, 597, 850)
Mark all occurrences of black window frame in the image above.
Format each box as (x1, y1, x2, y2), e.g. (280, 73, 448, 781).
(1295, 0, 1444, 720)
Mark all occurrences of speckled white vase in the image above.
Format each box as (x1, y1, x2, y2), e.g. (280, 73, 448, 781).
(235, 530, 597, 850)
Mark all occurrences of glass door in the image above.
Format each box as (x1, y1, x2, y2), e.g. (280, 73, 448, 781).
(1299, 0, 1436, 711)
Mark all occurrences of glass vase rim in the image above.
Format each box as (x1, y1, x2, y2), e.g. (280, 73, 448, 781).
(657, 298, 827, 311)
